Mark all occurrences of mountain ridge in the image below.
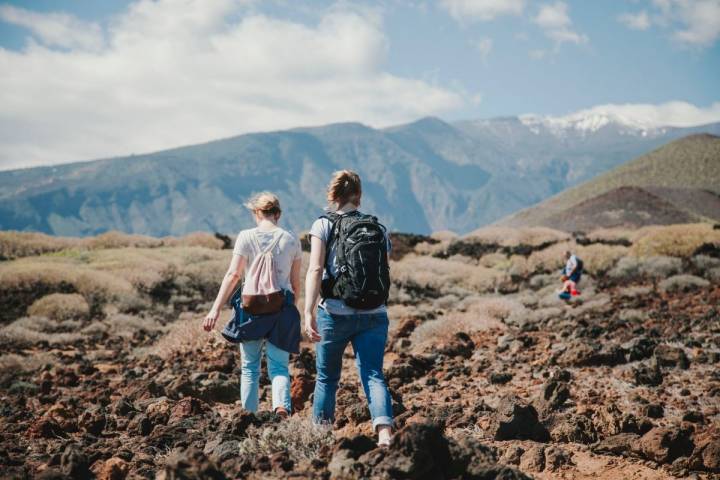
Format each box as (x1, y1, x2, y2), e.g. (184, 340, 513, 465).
(497, 133, 720, 231)
(1, 117, 719, 236)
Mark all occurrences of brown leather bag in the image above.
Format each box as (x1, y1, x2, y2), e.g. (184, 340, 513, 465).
(242, 291, 285, 315)
(241, 231, 284, 316)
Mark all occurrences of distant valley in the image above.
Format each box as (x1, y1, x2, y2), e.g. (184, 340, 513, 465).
(1, 114, 719, 236)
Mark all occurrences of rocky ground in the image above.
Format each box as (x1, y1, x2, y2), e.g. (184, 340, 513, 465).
(1, 228, 719, 479)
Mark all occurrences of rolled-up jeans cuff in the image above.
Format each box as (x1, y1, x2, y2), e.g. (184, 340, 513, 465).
(372, 416, 394, 430)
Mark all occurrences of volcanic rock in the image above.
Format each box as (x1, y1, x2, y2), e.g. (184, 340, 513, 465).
(592, 433, 641, 456)
(78, 407, 106, 436)
(160, 447, 227, 480)
(328, 435, 376, 478)
(654, 344, 690, 369)
(437, 332, 475, 359)
(544, 446, 574, 471)
(499, 445, 524, 465)
(168, 397, 207, 424)
(60, 444, 90, 479)
(290, 374, 314, 412)
(549, 413, 597, 444)
(27, 417, 67, 439)
(633, 358, 663, 386)
(535, 380, 571, 415)
(447, 436, 497, 478)
(97, 457, 129, 480)
(643, 403, 664, 419)
(636, 426, 694, 464)
(362, 423, 452, 479)
(519, 444, 545, 472)
(490, 395, 550, 442)
(489, 372, 513, 385)
(556, 340, 626, 367)
(622, 336, 658, 362)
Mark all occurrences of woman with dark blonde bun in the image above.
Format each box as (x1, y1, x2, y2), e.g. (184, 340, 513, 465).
(304, 170, 394, 447)
(203, 192, 302, 417)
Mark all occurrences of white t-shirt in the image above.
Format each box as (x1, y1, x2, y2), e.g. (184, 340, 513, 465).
(309, 213, 391, 315)
(233, 227, 302, 293)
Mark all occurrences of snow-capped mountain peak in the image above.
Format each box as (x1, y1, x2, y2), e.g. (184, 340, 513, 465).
(519, 111, 665, 137)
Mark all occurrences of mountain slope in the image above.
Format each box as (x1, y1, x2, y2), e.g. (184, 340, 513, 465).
(1, 117, 719, 236)
(498, 134, 720, 231)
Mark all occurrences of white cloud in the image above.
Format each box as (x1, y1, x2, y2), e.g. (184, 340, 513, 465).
(0, 4, 104, 51)
(472, 37, 493, 62)
(625, 0, 720, 46)
(0, 0, 464, 170)
(534, 2, 588, 45)
(669, 0, 720, 45)
(618, 10, 651, 30)
(440, 0, 524, 22)
(526, 101, 720, 129)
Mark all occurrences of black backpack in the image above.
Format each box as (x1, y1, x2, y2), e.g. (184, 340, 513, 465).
(320, 211, 391, 310)
(576, 257, 584, 273)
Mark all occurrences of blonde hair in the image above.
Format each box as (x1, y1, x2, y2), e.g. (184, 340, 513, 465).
(244, 192, 281, 217)
(327, 170, 362, 205)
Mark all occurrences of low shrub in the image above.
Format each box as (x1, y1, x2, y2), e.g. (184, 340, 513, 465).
(0, 352, 56, 373)
(526, 241, 574, 274)
(640, 256, 683, 278)
(617, 309, 647, 323)
(609, 255, 682, 280)
(392, 254, 509, 295)
(707, 267, 720, 282)
(575, 244, 629, 275)
(239, 417, 335, 463)
(162, 232, 224, 250)
(464, 226, 569, 247)
(0, 231, 79, 260)
(631, 224, 720, 258)
(692, 255, 720, 275)
(411, 311, 503, 346)
(27, 293, 90, 321)
(658, 275, 710, 293)
(145, 312, 220, 359)
(81, 231, 163, 250)
(0, 317, 83, 347)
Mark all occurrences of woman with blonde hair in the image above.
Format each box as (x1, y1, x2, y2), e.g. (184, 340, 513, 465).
(203, 192, 302, 416)
(304, 170, 394, 446)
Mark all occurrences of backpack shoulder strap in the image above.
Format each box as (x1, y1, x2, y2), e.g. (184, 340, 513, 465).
(319, 213, 341, 275)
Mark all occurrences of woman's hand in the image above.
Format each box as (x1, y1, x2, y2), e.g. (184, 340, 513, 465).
(304, 309, 321, 342)
(203, 308, 220, 332)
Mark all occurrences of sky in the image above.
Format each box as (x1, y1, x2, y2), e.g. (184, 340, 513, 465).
(0, 0, 719, 170)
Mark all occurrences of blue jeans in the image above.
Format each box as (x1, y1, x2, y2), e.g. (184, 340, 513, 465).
(239, 339, 291, 413)
(312, 308, 393, 430)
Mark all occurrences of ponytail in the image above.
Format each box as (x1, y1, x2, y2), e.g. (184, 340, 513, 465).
(327, 170, 362, 206)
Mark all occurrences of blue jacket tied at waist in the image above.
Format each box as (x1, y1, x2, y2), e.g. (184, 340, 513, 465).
(221, 289, 301, 354)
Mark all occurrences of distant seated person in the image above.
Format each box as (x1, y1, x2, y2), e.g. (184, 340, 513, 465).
(560, 251, 583, 298)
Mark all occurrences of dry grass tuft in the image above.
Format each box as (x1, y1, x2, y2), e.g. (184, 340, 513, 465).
(0, 231, 78, 260)
(630, 224, 720, 257)
(658, 274, 710, 293)
(0, 230, 224, 261)
(0, 316, 84, 347)
(239, 417, 335, 463)
(392, 254, 509, 294)
(464, 226, 569, 247)
(411, 310, 503, 346)
(145, 312, 222, 359)
(0, 352, 56, 373)
(27, 293, 90, 321)
(575, 244, 629, 274)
